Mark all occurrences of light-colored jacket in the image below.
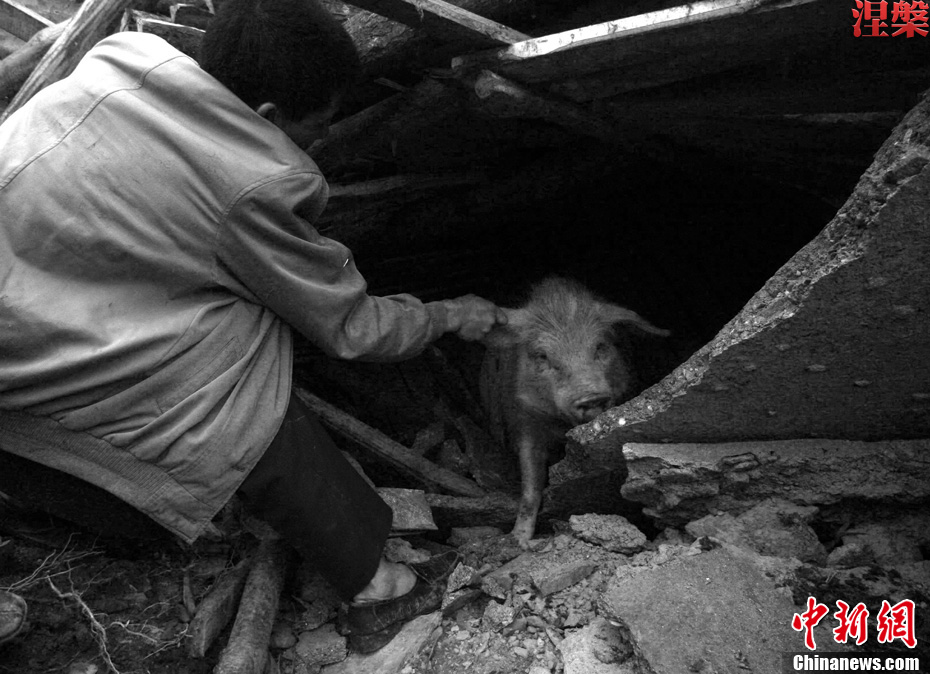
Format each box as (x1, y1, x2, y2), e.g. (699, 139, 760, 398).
(0, 33, 452, 542)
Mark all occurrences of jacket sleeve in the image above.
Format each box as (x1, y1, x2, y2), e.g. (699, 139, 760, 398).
(216, 170, 452, 361)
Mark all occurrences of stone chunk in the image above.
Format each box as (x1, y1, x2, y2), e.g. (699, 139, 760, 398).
(483, 599, 519, 628)
(532, 560, 598, 597)
(481, 550, 598, 598)
(569, 513, 647, 554)
(840, 523, 923, 566)
(446, 562, 482, 593)
(686, 498, 826, 564)
(619, 439, 930, 527)
(377, 488, 437, 533)
(295, 624, 347, 669)
(598, 547, 831, 674)
(826, 541, 874, 569)
(559, 618, 634, 674)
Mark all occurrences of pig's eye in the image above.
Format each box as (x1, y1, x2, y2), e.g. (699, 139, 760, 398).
(531, 351, 550, 367)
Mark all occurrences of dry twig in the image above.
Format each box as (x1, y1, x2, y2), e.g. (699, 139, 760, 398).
(47, 575, 120, 674)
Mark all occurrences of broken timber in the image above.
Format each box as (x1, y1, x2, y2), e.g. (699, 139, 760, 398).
(451, 0, 837, 101)
(292, 385, 485, 497)
(0, 20, 65, 102)
(346, 0, 529, 48)
(121, 9, 204, 57)
(188, 558, 252, 658)
(1, 0, 136, 123)
(214, 539, 291, 674)
(0, 0, 53, 41)
(471, 69, 622, 143)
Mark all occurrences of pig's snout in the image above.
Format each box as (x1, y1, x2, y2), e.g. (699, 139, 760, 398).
(572, 394, 613, 422)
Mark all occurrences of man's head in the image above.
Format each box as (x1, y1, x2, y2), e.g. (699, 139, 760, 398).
(199, 0, 360, 146)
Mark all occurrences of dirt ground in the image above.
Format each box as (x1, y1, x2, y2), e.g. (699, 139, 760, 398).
(0, 509, 225, 674)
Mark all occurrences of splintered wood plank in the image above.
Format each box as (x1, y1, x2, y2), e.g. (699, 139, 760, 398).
(122, 10, 204, 57)
(1, 0, 137, 123)
(0, 0, 54, 41)
(452, 0, 835, 91)
(346, 0, 528, 47)
(0, 20, 65, 102)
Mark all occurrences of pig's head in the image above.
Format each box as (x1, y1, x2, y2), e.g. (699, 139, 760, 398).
(486, 278, 669, 427)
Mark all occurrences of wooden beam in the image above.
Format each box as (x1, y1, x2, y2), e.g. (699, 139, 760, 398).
(346, 0, 529, 47)
(0, 0, 53, 41)
(327, 172, 486, 201)
(1, 0, 136, 124)
(0, 20, 65, 103)
(471, 69, 622, 142)
(293, 385, 486, 497)
(452, 0, 836, 90)
(121, 10, 204, 58)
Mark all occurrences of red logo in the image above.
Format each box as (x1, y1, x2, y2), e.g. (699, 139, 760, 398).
(793, 596, 918, 650)
(792, 596, 830, 650)
(877, 599, 917, 648)
(853, 0, 929, 36)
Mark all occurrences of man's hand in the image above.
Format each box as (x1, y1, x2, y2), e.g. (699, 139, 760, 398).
(444, 295, 508, 341)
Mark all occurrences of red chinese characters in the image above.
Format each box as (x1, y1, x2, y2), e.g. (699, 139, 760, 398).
(792, 596, 830, 650)
(833, 601, 870, 646)
(877, 599, 917, 648)
(853, 0, 929, 35)
(793, 596, 918, 650)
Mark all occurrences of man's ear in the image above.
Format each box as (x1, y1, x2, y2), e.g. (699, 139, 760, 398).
(255, 102, 278, 123)
(482, 308, 531, 349)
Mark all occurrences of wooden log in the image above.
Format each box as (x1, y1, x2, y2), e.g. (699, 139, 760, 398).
(122, 9, 204, 57)
(292, 385, 485, 498)
(0, 20, 65, 103)
(0, 0, 54, 41)
(214, 539, 291, 674)
(327, 172, 485, 202)
(345, 0, 528, 47)
(424, 492, 518, 531)
(188, 558, 252, 659)
(335, 0, 539, 112)
(470, 69, 622, 142)
(451, 0, 835, 89)
(0, 29, 23, 60)
(0, 0, 136, 124)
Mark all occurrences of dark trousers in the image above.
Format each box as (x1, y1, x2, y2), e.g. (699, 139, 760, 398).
(0, 392, 392, 601)
(238, 392, 392, 600)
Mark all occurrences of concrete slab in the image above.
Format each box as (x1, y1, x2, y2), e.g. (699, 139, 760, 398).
(599, 547, 815, 674)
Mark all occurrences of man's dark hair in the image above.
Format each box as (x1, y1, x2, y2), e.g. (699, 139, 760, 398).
(199, 0, 360, 119)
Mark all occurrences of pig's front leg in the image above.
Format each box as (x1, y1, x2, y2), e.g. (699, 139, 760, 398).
(512, 428, 550, 548)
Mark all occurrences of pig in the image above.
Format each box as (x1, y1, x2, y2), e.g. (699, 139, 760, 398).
(480, 277, 669, 547)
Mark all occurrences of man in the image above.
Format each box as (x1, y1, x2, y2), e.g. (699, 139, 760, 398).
(0, 0, 504, 653)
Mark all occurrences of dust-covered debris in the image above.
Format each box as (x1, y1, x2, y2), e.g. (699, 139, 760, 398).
(685, 497, 827, 564)
(568, 514, 647, 554)
(559, 618, 635, 674)
(447, 526, 504, 547)
(3, 486, 927, 674)
(294, 623, 346, 669)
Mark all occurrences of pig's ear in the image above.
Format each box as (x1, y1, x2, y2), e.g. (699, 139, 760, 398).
(482, 307, 532, 349)
(600, 303, 671, 337)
